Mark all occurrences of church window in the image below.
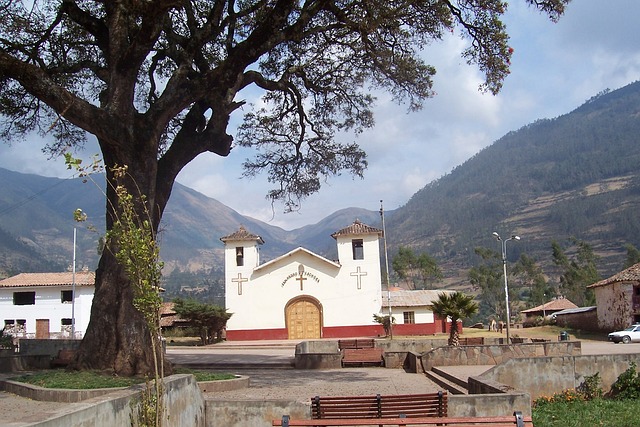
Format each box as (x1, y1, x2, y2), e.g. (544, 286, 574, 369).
(352, 239, 364, 260)
(13, 291, 35, 306)
(403, 311, 415, 324)
(236, 247, 244, 266)
(61, 290, 73, 303)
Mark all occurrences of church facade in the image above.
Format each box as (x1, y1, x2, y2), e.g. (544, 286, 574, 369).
(221, 220, 449, 340)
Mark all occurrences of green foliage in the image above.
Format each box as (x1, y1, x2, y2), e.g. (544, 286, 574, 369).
(391, 247, 442, 289)
(372, 314, 395, 337)
(430, 292, 478, 346)
(623, 243, 640, 269)
(577, 372, 603, 401)
(533, 398, 640, 427)
(513, 253, 552, 307)
(132, 379, 164, 427)
(173, 298, 232, 346)
(0, 329, 13, 349)
(551, 239, 599, 306)
(609, 362, 640, 400)
(468, 247, 506, 321)
(11, 370, 142, 389)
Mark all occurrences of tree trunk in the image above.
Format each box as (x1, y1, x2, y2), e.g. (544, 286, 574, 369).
(72, 148, 173, 376)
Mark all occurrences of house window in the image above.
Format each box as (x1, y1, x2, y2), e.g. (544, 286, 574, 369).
(403, 311, 415, 324)
(61, 318, 73, 326)
(352, 239, 364, 260)
(61, 290, 73, 303)
(13, 291, 35, 306)
(236, 247, 244, 266)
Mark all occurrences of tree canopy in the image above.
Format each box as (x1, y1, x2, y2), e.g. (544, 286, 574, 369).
(431, 291, 478, 346)
(0, 0, 568, 375)
(391, 246, 442, 289)
(172, 298, 232, 346)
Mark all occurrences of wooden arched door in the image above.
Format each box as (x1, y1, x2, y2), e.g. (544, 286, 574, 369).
(285, 296, 322, 340)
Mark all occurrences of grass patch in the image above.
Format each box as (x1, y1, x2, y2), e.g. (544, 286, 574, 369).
(11, 370, 143, 389)
(533, 398, 640, 427)
(173, 368, 237, 382)
(11, 369, 238, 389)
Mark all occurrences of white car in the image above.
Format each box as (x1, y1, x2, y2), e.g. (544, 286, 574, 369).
(608, 324, 640, 344)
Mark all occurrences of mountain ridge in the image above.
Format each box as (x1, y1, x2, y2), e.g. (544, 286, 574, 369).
(2, 81, 640, 290)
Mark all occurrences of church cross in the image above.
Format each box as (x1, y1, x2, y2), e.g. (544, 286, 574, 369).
(232, 273, 249, 295)
(350, 266, 368, 290)
(296, 273, 307, 291)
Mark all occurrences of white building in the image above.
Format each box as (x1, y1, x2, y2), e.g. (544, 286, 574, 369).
(0, 271, 95, 339)
(221, 220, 451, 340)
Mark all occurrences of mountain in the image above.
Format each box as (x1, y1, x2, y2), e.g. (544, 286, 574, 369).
(0, 168, 380, 278)
(2, 81, 640, 290)
(387, 81, 640, 286)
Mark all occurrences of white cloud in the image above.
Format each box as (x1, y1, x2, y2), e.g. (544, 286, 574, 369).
(3, 0, 640, 231)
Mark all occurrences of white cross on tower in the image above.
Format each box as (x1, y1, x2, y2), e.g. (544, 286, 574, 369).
(232, 273, 249, 295)
(350, 266, 368, 290)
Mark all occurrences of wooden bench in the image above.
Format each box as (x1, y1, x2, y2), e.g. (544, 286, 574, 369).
(50, 349, 77, 367)
(311, 392, 447, 419)
(338, 339, 376, 350)
(459, 337, 484, 346)
(338, 339, 383, 367)
(274, 411, 533, 426)
(341, 348, 384, 367)
(531, 338, 550, 343)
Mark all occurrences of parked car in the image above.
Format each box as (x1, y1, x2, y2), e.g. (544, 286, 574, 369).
(608, 324, 640, 343)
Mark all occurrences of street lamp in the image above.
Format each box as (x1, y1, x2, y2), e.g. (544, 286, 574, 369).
(380, 200, 392, 339)
(492, 232, 520, 343)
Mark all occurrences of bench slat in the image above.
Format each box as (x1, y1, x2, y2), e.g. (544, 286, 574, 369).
(274, 414, 533, 426)
(312, 392, 447, 420)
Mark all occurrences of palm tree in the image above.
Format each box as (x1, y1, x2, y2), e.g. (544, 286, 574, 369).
(431, 292, 479, 346)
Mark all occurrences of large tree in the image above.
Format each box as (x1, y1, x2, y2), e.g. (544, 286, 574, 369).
(0, 1, 568, 375)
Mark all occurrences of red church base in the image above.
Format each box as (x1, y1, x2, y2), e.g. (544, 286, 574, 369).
(225, 321, 454, 341)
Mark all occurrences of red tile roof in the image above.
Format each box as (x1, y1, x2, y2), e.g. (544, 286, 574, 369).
(220, 226, 265, 244)
(0, 271, 95, 288)
(521, 298, 578, 313)
(588, 262, 640, 289)
(331, 219, 382, 239)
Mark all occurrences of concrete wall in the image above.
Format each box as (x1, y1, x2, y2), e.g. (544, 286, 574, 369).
(449, 393, 532, 417)
(24, 374, 205, 427)
(482, 353, 640, 399)
(206, 399, 309, 427)
(420, 341, 581, 371)
(17, 338, 81, 356)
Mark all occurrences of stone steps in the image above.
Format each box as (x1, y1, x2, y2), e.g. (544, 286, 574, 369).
(425, 368, 467, 395)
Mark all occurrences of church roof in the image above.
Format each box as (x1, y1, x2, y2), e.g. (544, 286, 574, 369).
(0, 271, 95, 288)
(382, 289, 456, 308)
(520, 298, 578, 313)
(255, 247, 340, 272)
(588, 262, 640, 289)
(220, 226, 265, 244)
(331, 219, 382, 239)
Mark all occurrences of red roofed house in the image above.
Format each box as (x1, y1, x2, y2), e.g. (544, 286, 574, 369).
(520, 298, 578, 326)
(588, 262, 640, 331)
(0, 271, 95, 339)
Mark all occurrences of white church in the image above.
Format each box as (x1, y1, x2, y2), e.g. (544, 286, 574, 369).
(221, 220, 452, 341)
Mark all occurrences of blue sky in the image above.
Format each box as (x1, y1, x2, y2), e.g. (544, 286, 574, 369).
(1, 0, 639, 230)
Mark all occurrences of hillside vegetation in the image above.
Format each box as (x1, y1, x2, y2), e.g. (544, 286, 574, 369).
(2, 81, 640, 295)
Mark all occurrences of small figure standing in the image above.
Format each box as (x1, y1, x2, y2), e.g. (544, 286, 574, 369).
(498, 320, 504, 333)
(489, 318, 496, 332)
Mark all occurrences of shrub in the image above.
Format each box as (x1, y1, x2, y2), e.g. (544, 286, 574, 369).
(609, 362, 640, 400)
(577, 372, 603, 401)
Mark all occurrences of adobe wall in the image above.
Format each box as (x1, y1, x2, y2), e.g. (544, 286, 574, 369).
(420, 341, 581, 371)
(482, 353, 640, 399)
